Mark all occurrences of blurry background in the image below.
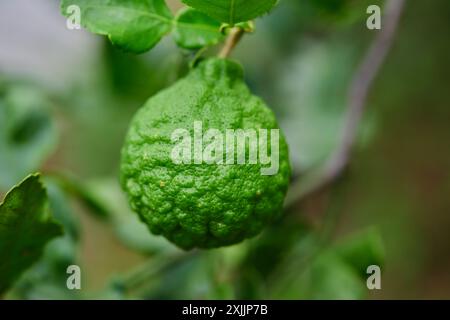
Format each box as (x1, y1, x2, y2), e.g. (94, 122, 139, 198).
(0, 0, 449, 299)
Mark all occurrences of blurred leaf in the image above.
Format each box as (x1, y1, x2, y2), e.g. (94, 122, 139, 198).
(114, 212, 178, 254)
(61, 0, 174, 53)
(0, 173, 63, 294)
(236, 216, 312, 298)
(7, 178, 81, 299)
(174, 8, 224, 49)
(333, 228, 384, 278)
(267, 0, 379, 33)
(102, 41, 174, 101)
(244, 216, 310, 277)
(309, 0, 348, 13)
(0, 84, 57, 191)
(304, 0, 380, 24)
(138, 255, 201, 298)
(96, 280, 127, 300)
(181, 0, 278, 25)
(7, 177, 80, 300)
(86, 178, 178, 254)
(276, 38, 378, 172)
(134, 253, 234, 299)
(269, 246, 366, 299)
(44, 177, 81, 239)
(49, 173, 110, 219)
(269, 228, 385, 299)
(60, 41, 181, 178)
(298, 252, 367, 299)
(7, 236, 80, 299)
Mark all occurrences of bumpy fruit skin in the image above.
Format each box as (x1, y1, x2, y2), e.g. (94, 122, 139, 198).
(120, 58, 290, 250)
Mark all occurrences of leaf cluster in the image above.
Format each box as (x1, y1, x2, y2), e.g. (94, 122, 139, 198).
(61, 0, 278, 53)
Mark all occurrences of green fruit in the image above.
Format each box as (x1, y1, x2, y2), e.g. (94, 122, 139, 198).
(120, 58, 290, 250)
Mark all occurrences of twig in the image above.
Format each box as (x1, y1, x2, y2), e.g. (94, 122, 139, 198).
(219, 27, 245, 58)
(285, 0, 406, 209)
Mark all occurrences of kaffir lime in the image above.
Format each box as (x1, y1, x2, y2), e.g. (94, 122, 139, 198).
(120, 58, 290, 249)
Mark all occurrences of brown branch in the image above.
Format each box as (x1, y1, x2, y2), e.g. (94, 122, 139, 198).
(285, 0, 406, 209)
(219, 27, 245, 58)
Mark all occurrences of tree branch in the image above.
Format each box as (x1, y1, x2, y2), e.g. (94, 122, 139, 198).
(218, 27, 245, 58)
(285, 0, 406, 209)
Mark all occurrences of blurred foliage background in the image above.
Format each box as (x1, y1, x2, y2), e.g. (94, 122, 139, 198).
(0, 0, 449, 299)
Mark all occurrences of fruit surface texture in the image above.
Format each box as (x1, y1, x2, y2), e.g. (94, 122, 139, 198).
(120, 58, 290, 249)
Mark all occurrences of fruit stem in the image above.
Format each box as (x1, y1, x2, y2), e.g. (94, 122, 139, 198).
(219, 27, 245, 58)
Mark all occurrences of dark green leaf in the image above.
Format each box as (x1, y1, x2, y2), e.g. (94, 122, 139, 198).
(269, 228, 384, 299)
(131, 253, 234, 299)
(270, 249, 367, 299)
(174, 8, 224, 49)
(333, 228, 385, 278)
(0, 84, 57, 191)
(44, 177, 80, 240)
(181, 0, 278, 25)
(0, 173, 63, 294)
(7, 178, 81, 299)
(7, 236, 80, 299)
(61, 0, 174, 53)
(300, 252, 367, 299)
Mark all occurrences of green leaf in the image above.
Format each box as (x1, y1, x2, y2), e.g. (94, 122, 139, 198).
(0, 84, 57, 191)
(50, 173, 110, 219)
(7, 178, 81, 299)
(61, 0, 174, 53)
(300, 252, 367, 299)
(333, 228, 384, 278)
(131, 253, 233, 299)
(269, 228, 385, 299)
(270, 249, 367, 299)
(7, 237, 80, 299)
(181, 0, 278, 25)
(44, 177, 81, 240)
(174, 8, 224, 49)
(85, 178, 177, 254)
(0, 173, 63, 294)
